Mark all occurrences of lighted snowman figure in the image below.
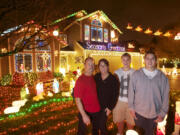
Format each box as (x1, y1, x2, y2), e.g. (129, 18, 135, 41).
(36, 82, 44, 95)
(53, 78, 59, 93)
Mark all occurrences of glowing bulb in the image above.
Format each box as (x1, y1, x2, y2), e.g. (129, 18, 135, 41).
(53, 30, 59, 36)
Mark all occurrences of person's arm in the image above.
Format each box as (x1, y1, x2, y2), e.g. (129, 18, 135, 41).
(75, 98, 90, 125)
(155, 77, 170, 122)
(107, 75, 119, 110)
(74, 77, 90, 125)
(128, 73, 137, 119)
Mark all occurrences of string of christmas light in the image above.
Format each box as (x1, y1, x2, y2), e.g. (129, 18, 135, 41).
(1, 108, 78, 134)
(50, 10, 87, 25)
(126, 23, 174, 38)
(0, 96, 73, 121)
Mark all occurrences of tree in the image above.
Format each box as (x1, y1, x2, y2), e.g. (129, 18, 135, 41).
(0, 0, 74, 57)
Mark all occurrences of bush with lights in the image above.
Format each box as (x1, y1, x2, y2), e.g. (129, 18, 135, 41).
(0, 74, 12, 86)
(24, 72, 38, 86)
(12, 72, 25, 86)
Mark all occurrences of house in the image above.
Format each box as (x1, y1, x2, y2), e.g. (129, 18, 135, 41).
(0, 10, 144, 78)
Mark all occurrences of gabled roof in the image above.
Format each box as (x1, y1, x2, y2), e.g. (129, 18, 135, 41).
(76, 10, 123, 34)
(51, 10, 123, 34)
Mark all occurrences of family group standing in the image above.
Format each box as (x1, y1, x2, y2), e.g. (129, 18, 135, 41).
(74, 51, 170, 135)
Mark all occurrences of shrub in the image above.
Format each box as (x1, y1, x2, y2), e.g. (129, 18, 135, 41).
(0, 74, 12, 86)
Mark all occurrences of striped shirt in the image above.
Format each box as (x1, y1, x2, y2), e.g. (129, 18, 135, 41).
(114, 68, 135, 102)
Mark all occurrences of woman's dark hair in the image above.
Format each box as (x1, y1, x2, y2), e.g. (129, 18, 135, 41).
(98, 58, 109, 67)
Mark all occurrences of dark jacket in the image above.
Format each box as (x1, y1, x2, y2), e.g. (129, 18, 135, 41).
(94, 72, 119, 110)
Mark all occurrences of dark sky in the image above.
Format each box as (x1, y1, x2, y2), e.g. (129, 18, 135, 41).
(68, 0, 180, 44)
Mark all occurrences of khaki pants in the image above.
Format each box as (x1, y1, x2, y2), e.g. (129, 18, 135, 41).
(113, 100, 135, 125)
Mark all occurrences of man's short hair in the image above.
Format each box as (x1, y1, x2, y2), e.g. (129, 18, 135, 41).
(144, 50, 157, 60)
(121, 53, 131, 59)
(84, 57, 94, 64)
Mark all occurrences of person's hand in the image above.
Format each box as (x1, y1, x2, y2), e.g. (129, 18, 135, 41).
(154, 116, 163, 123)
(82, 113, 91, 125)
(129, 109, 137, 120)
(105, 108, 111, 116)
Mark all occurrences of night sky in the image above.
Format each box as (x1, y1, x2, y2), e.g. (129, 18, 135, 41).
(69, 0, 180, 44)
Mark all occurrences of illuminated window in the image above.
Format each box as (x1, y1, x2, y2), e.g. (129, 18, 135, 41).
(84, 25, 90, 40)
(92, 19, 102, 26)
(14, 35, 51, 72)
(36, 53, 51, 72)
(104, 29, 108, 42)
(15, 54, 32, 72)
(91, 19, 103, 42)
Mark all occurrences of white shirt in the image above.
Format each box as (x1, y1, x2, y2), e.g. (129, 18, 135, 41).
(142, 68, 158, 79)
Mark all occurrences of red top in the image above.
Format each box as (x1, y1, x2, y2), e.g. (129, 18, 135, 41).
(74, 74, 100, 113)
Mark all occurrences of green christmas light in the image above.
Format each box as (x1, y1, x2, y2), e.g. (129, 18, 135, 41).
(0, 97, 73, 121)
(50, 10, 87, 25)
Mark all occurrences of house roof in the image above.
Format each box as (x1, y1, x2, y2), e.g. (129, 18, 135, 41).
(51, 10, 123, 34)
(76, 10, 123, 34)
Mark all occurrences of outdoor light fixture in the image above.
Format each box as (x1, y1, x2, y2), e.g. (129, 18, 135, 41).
(174, 33, 180, 40)
(126, 130, 139, 135)
(53, 30, 59, 36)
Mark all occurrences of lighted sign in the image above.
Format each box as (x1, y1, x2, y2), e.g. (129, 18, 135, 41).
(86, 42, 125, 52)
